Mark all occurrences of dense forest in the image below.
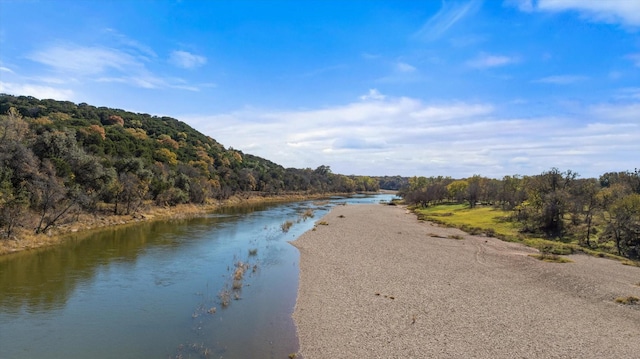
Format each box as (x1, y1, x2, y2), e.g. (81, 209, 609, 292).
(0, 95, 379, 238)
(399, 169, 640, 259)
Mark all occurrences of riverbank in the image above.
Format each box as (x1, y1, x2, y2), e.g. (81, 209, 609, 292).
(0, 192, 359, 256)
(291, 203, 640, 358)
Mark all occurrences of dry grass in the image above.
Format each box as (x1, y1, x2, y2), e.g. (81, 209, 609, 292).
(529, 253, 573, 263)
(219, 290, 231, 307)
(281, 220, 294, 232)
(232, 280, 243, 290)
(300, 208, 315, 220)
(614, 296, 639, 305)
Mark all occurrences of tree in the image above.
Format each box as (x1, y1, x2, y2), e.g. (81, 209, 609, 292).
(447, 180, 468, 203)
(601, 193, 640, 258)
(0, 168, 29, 238)
(466, 175, 485, 208)
(572, 179, 600, 247)
(525, 168, 578, 238)
(32, 160, 78, 234)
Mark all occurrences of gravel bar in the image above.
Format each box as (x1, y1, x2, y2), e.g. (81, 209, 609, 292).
(291, 203, 640, 358)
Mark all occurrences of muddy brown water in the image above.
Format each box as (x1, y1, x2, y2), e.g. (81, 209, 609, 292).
(0, 194, 396, 359)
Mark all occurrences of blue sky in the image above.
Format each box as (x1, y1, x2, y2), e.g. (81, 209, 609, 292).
(1, 0, 639, 178)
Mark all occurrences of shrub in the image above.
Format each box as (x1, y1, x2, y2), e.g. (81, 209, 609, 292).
(529, 253, 573, 263)
(615, 296, 639, 305)
(281, 220, 294, 232)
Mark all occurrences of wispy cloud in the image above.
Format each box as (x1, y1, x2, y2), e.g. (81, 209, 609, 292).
(25, 42, 204, 91)
(169, 50, 207, 69)
(0, 81, 74, 100)
(467, 53, 518, 68)
(376, 61, 421, 84)
(0, 66, 14, 74)
(361, 53, 381, 60)
(359, 89, 386, 101)
(414, 0, 482, 41)
(627, 53, 640, 67)
(504, 0, 534, 12)
(511, 0, 640, 27)
(28, 44, 140, 76)
(396, 62, 416, 73)
(102, 28, 158, 59)
(534, 75, 588, 84)
(300, 64, 348, 78)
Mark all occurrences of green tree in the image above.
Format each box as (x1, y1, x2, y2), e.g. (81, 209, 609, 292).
(601, 193, 640, 257)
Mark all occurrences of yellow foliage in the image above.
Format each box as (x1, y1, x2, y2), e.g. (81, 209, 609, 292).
(32, 117, 53, 126)
(155, 148, 178, 166)
(125, 128, 148, 140)
(189, 160, 211, 175)
(157, 134, 179, 149)
(232, 151, 243, 163)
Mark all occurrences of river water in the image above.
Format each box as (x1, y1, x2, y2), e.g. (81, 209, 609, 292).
(0, 193, 396, 359)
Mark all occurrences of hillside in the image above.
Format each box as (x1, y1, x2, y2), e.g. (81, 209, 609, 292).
(0, 94, 379, 239)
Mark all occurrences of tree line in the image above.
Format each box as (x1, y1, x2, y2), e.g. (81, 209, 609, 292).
(399, 168, 640, 259)
(0, 95, 379, 238)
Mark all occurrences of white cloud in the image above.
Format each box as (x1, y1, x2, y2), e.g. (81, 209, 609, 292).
(534, 75, 588, 84)
(511, 0, 640, 27)
(0, 81, 74, 100)
(169, 50, 207, 69)
(0, 66, 14, 74)
(414, 0, 482, 41)
(360, 89, 386, 101)
(467, 53, 518, 68)
(396, 62, 416, 73)
(179, 92, 640, 178)
(589, 103, 640, 122)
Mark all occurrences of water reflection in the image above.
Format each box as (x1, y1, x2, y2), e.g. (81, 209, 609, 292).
(0, 193, 396, 358)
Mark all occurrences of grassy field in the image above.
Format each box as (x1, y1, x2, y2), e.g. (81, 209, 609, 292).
(414, 203, 638, 265)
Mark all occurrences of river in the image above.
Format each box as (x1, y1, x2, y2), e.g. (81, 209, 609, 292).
(0, 193, 396, 359)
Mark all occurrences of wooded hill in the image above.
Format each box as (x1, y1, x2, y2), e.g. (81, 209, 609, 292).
(0, 94, 379, 238)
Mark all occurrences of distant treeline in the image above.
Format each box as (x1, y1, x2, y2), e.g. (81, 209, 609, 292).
(399, 169, 640, 259)
(0, 95, 379, 237)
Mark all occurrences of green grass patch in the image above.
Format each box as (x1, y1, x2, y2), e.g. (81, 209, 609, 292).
(416, 205, 520, 240)
(413, 204, 640, 265)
